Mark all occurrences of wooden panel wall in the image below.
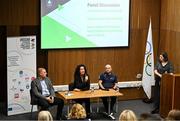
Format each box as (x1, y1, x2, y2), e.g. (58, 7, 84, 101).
(48, 0, 161, 85)
(0, 0, 45, 103)
(160, 0, 180, 73)
(0, 0, 165, 100)
(0, 0, 161, 84)
(0, 0, 179, 101)
(0, 0, 39, 26)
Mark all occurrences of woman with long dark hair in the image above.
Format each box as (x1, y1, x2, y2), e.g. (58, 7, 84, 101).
(73, 64, 90, 115)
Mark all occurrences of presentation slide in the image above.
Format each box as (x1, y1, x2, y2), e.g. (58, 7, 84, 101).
(41, 0, 130, 49)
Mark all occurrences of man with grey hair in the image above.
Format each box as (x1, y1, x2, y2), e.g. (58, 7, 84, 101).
(31, 68, 64, 120)
(98, 64, 118, 119)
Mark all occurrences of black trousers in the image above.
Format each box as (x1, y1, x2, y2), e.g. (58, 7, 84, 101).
(154, 79, 160, 110)
(101, 96, 116, 113)
(74, 98, 90, 114)
(37, 97, 64, 120)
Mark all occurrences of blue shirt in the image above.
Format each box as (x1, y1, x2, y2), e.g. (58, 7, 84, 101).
(99, 72, 117, 89)
(40, 80, 50, 96)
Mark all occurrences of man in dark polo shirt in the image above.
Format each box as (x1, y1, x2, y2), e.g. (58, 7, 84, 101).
(98, 64, 118, 119)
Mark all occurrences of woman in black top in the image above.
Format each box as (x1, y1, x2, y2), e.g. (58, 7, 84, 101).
(73, 64, 90, 115)
(151, 52, 173, 114)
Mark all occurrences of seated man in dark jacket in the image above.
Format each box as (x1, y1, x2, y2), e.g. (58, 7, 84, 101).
(31, 67, 64, 120)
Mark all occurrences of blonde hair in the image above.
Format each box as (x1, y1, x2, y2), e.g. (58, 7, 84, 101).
(166, 109, 180, 120)
(68, 103, 87, 119)
(119, 110, 137, 121)
(38, 111, 53, 121)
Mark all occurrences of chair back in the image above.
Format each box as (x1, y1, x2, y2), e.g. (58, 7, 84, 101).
(30, 89, 38, 105)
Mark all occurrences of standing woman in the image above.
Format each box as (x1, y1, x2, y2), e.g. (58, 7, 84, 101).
(73, 64, 90, 115)
(151, 52, 174, 114)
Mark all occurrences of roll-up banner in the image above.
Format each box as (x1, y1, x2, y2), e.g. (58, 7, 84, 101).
(7, 36, 37, 115)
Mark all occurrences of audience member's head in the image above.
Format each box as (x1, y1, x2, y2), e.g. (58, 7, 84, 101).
(68, 103, 87, 119)
(166, 109, 180, 120)
(38, 111, 53, 121)
(119, 109, 137, 121)
(140, 113, 161, 121)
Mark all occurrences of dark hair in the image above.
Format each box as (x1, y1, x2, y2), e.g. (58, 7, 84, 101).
(161, 52, 168, 62)
(74, 64, 88, 81)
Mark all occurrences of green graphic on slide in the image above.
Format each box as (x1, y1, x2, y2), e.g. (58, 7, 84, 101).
(41, 16, 96, 49)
